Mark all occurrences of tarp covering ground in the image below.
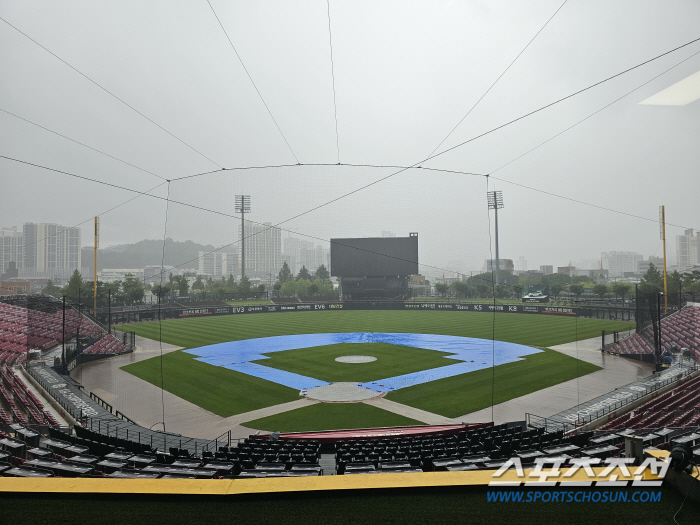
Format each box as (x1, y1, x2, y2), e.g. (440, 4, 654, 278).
(184, 333, 541, 392)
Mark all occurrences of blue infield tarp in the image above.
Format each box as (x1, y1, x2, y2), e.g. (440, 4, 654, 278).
(184, 333, 541, 392)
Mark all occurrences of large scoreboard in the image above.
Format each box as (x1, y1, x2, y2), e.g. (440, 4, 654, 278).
(330, 235, 418, 278)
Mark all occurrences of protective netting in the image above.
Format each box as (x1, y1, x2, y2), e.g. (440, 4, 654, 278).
(3, 162, 699, 445)
(1, 1, 699, 454)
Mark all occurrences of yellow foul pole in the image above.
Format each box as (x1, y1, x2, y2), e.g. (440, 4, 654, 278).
(660, 206, 668, 313)
(94, 217, 99, 316)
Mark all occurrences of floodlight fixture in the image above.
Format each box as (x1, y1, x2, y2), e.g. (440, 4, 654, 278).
(487, 191, 504, 284)
(235, 195, 251, 279)
(235, 195, 251, 214)
(487, 191, 504, 210)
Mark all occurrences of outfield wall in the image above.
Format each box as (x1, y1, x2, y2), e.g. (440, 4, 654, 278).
(101, 301, 599, 324)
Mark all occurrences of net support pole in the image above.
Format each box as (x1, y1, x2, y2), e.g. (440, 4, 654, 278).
(660, 206, 668, 313)
(94, 216, 99, 316)
(494, 205, 500, 285)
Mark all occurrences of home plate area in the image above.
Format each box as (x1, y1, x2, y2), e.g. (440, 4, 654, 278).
(184, 332, 541, 401)
(303, 382, 384, 402)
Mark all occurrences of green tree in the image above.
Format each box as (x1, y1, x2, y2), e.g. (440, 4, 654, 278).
(569, 284, 585, 300)
(102, 282, 122, 306)
(315, 277, 333, 296)
(434, 283, 449, 297)
(681, 270, 700, 295)
(42, 279, 63, 298)
(257, 284, 266, 294)
(296, 265, 311, 281)
(65, 270, 84, 303)
(298, 278, 312, 297)
(495, 284, 511, 299)
(238, 276, 252, 298)
(542, 273, 572, 287)
(192, 275, 205, 293)
(151, 282, 171, 299)
(550, 284, 564, 300)
(280, 279, 297, 297)
(593, 284, 608, 300)
(639, 263, 663, 293)
(308, 283, 319, 296)
(122, 274, 145, 305)
(452, 281, 472, 298)
(177, 276, 189, 296)
(610, 282, 632, 301)
(512, 284, 524, 298)
(315, 264, 330, 280)
(667, 270, 682, 293)
(278, 262, 293, 284)
(476, 283, 490, 298)
(642, 263, 663, 287)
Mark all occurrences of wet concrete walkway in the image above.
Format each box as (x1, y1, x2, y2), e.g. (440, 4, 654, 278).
(455, 334, 653, 425)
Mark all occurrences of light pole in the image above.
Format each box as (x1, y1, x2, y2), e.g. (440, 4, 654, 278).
(235, 195, 251, 280)
(487, 191, 504, 284)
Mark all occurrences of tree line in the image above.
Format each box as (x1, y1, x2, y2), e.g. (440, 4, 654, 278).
(272, 262, 334, 298)
(42, 270, 145, 307)
(432, 263, 700, 302)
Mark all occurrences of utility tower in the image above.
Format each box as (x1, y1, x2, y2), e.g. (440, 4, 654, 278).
(235, 195, 251, 280)
(487, 191, 504, 284)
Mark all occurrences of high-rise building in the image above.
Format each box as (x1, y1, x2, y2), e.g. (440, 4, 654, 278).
(515, 256, 527, 272)
(483, 259, 514, 273)
(283, 236, 329, 276)
(143, 265, 175, 284)
(198, 250, 238, 279)
(601, 251, 642, 277)
(638, 256, 664, 275)
(21, 223, 81, 279)
(239, 221, 281, 278)
(676, 229, 700, 269)
(0, 226, 23, 274)
(539, 265, 554, 275)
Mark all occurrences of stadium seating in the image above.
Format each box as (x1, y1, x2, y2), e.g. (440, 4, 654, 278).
(0, 301, 103, 356)
(0, 363, 55, 426)
(81, 334, 131, 356)
(600, 375, 700, 431)
(6, 421, 691, 480)
(608, 304, 699, 360)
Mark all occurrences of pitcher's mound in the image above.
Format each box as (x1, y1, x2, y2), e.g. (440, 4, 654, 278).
(334, 355, 377, 363)
(305, 382, 384, 402)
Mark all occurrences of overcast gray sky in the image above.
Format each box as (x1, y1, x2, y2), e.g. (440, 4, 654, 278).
(1, 0, 699, 276)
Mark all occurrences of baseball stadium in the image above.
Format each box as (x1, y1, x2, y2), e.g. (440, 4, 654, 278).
(2, 2, 700, 524)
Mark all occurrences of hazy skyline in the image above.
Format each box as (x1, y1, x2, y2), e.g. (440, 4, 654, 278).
(2, 1, 699, 276)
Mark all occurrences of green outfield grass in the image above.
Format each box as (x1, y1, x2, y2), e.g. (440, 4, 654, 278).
(119, 311, 632, 423)
(255, 342, 460, 383)
(386, 347, 600, 418)
(242, 402, 423, 432)
(121, 351, 299, 417)
(117, 310, 633, 350)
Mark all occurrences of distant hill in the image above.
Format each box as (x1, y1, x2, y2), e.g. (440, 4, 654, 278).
(82, 238, 218, 271)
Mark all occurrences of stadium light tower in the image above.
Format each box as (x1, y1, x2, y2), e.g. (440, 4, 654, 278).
(235, 195, 251, 280)
(487, 191, 504, 284)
